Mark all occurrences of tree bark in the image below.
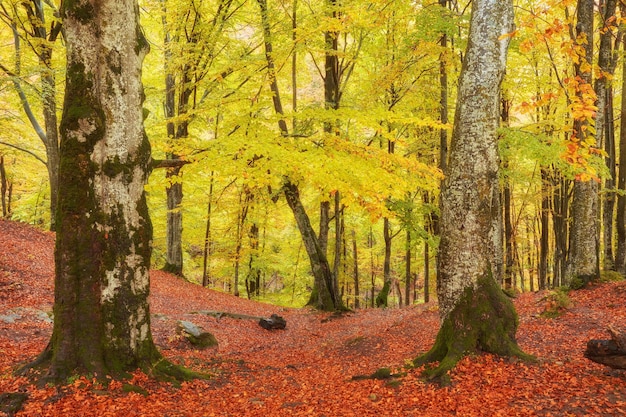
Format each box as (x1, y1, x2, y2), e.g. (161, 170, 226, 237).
(0, 156, 7, 218)
(284, 181, 339, 311)
(414, 0, 530, 382)
(27, 0, 188, 382)
(617, 46, 626, 272)
(565, 0, 599, 286)
(614, 2, 626, 273)
(352, 230, 360, 309)
(597, 0, 619, 271)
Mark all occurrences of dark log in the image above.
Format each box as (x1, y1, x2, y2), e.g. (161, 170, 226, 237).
(259, 314, 286, 330)
(584, 326, 626, 369)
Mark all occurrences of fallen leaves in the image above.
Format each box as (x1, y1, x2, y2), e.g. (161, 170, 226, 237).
(0, 219, 625, 416)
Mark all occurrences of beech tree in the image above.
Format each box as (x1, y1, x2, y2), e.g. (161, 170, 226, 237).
(26, 0, 186, 380)
(0, 0, 62, 231)
(565, 0, 598, 286)
(414, 0, 531, 381)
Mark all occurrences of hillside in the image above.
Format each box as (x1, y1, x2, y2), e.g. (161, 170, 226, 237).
(0, 219, 624, 416)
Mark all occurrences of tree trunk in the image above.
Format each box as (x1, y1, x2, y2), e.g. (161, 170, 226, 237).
(376, 217, 392, 307)
(28, 0, 188, 382)
(405, 228, 411, 306)
(553, 172, 569, 287)
(0, 156, 7, 218)
(565, 0, 599, 286)
(202, 173, 214, 287)
(284, 181, 339, 311)
(352, 230, 360, 309)
(415, 0, 530, 382)
(503, 166, 515, 289)
(617, 43, 626, 272)
(539, 169, 550, 290)
(597, 0, 618, 271)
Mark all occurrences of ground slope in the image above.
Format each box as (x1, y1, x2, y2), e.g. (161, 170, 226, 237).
(0, 219, 624, 416)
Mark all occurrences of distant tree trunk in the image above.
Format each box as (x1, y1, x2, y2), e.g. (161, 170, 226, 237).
(369, 227, 376, 308)
(319, 201, 330, 254)
(28, 0, 185, 381)
(376, 217, 392, 307)
(565, 0, 599, 286)
(378, 136, 395, 308)
(415, 0, 530, 381)
(332, 193, 343, 298)
(352, 230, 360, 309)
(233, 190, 251, 297)
(245, 220, 261, 298)
(597, 0, 619, 271)
(424, 241, 430, 303)
(405, 228, 411, 306)
(202, 173, 214, 287)
(616, 23, 626, 272)
(539, 169, 550, 290)
(501, 97, 514, 289)
(161, 8, 185, 277)
(0, 156, 7, 218)
(553, 172, 569, 287)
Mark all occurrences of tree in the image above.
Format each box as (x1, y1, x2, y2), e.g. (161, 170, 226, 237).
(25, 0, 188, 381)
(414, 0, 531, 382)
(0, 0, 62, 230)
(564, 0, 598, 286)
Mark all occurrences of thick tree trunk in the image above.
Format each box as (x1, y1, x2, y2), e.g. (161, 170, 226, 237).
(28, 0, 187, 382)
(415, 0, 530, 382)
(565, 0, 598, 286)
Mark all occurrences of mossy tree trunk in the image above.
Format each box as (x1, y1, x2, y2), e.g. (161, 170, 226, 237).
(565, 0, 599, 287)
(414, 0, 531, 382)
(29, 0, 185, 382)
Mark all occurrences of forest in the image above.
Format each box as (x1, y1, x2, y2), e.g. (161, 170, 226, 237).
(0, 0, 625, 414)
(1, 0, 623, 306)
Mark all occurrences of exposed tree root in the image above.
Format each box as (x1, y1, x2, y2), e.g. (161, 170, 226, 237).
(414, 274, 535, 385)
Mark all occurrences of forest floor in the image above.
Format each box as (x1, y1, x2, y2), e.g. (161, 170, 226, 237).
(0, 219, 625, 416)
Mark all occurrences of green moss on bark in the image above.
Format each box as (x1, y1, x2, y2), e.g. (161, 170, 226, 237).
(414, 272, 534, 384)
(375, 281, 390, 308)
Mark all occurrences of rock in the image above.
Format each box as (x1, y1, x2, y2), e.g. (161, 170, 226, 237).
(177, 320, 218, 349)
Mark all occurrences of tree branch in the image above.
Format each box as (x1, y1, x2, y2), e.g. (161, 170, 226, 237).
(0, 141, 47, 165)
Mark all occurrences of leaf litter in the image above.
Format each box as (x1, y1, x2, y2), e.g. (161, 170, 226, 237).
(0, 219, 624, 416)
